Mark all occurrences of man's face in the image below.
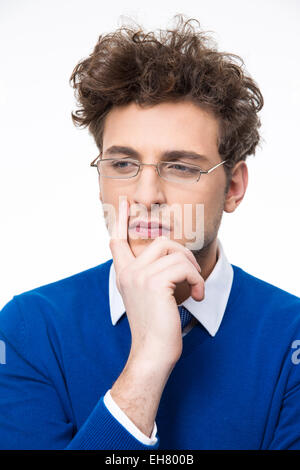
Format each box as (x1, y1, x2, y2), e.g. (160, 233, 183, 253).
(99, 100, 228, 258)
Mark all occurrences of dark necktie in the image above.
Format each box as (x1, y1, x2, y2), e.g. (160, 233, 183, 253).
(178, 305, 193, 331)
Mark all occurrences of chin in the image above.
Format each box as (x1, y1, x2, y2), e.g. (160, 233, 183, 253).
(128, 238, 151, 256)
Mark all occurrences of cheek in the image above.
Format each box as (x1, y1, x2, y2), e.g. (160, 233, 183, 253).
(179, 191, 205, 221)
(99, 178, 121, 205)
(179, 190, 222, 233)
(99, 180, 121, 232)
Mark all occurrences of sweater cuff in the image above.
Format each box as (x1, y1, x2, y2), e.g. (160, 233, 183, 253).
(103, 389, 158, 446)
(66, 394, 159, 450)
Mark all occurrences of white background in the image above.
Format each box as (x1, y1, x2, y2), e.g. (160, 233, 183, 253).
(0, 0, 299, 309)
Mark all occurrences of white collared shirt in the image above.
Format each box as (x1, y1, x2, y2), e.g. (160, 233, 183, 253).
(103, 239, 234, 445)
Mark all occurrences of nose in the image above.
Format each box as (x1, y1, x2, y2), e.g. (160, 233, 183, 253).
(131, 163, 166, 209)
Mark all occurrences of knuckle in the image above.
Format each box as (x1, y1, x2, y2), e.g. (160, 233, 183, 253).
(183, 245, 195, 258)
(177, 249, 190, 261)
(173, 251, 187, 264)
(109, 238, 117, 249)
(183, 248, 201, 270)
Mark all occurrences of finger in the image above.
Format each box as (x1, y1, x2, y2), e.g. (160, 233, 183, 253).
(109, 198, 135, 274)
(144, 251, 201, 280)
(134, 236, 201, 273)
(155, 262, 204, 301)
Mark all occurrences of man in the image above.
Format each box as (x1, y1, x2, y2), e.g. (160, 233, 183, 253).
(1, 16, 300, 450)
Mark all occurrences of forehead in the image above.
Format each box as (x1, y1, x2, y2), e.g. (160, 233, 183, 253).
(102, 100, 220, 160)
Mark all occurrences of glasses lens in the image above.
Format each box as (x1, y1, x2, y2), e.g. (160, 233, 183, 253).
(98, 159, 139, 178)
(159, 162, 200, 183)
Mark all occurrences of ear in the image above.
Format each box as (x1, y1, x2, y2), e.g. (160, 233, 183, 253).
(224, 161, 248, 213)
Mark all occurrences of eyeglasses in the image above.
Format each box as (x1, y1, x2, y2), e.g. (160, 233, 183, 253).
(90, 154, 228, 184)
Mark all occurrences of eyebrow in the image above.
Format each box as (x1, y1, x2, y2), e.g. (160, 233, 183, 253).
(102, 145, 210, 163)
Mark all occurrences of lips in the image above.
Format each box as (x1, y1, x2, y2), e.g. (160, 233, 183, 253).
(128, 219, 171, 238)
(129, 220, 170, 231)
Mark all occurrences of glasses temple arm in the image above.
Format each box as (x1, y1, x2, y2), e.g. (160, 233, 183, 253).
(206, 159, 228, 173)
(90, 154, 102, 167)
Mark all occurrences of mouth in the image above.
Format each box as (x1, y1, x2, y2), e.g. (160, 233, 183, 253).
(128, 220, 171, 238)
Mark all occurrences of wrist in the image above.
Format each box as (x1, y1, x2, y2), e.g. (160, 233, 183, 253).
(129, 337, 182, 369)
(110, 359, 166, 438)
(127, 348, 178, 377)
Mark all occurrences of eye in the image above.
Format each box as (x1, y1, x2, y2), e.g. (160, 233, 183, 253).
(169, 164, 189, 171)
(111, 160, 131, 168)
(110, 158, 138, 169)
(166, 163, 195, 172)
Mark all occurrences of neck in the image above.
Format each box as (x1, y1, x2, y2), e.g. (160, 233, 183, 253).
(174, 237, 219, 305)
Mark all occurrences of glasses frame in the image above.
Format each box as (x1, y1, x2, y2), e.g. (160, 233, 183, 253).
(90, 154, 229, 183)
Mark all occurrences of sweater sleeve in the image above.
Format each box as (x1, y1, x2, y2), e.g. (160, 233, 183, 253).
(266, 338, 300, 450)
(65, 395, 159, 450)
(0, 297, 159, 450)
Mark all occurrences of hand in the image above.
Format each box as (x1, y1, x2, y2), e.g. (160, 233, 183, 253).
(109, 199, 205, 366)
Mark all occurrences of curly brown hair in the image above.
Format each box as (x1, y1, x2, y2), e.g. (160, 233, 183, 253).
(70, 15, 263, 178)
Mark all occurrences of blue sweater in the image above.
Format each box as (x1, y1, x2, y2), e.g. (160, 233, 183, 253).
(0, 259, 300, 450)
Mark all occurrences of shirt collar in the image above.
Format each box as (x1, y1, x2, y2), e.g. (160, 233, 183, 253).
(109, 239, 233, 337)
